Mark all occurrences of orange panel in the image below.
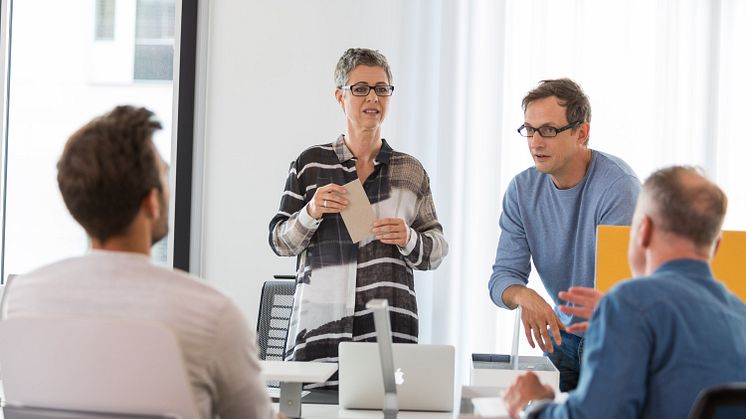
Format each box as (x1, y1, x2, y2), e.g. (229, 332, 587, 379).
(711, 230, 746, 302)
(596, 225, 746, 302)
(595, 225, 632, 293)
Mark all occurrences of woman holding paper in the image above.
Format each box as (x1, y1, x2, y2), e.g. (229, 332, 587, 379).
(269, 48, 448, 386)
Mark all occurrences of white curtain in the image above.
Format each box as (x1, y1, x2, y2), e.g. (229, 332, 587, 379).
(397, 0, 746, 386)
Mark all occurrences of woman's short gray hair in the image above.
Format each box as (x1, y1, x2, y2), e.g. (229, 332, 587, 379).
(334, 48, 392, 88)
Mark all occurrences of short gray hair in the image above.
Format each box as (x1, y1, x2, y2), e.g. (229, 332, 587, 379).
(334, 48, 392, 88)
(643, 166, 727, 248)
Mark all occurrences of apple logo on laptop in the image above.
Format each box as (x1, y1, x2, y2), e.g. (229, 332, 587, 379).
(394, 367, 405, 385)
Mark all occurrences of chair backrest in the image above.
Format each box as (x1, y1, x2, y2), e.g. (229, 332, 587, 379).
(2, 405, 176, 418)
(0, 317, 200, 419)
(256, 277, 295, 361)
(688, 382, 746, 419)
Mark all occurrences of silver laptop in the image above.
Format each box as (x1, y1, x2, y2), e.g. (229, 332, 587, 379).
(338, 342, 455, 411)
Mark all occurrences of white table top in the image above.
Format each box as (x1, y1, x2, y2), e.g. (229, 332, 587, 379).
(273, 403, 456, 418)
(260, 360, 338, 383)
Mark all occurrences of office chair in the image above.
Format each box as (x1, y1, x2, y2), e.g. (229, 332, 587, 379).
(2, 405, 176, 419)
(256, 275, 296, 361)
(688, 382, 746, 419)
(0, 317, 200, 419)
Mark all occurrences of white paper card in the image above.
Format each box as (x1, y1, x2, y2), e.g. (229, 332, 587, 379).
(339, 179, 376, 243)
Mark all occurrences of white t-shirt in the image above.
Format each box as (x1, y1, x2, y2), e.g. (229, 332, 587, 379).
(3, 250, 274, 419)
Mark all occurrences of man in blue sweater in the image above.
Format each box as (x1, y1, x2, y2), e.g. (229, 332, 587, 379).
(503, 166, 746, 419)
(489, 79, 641, 391)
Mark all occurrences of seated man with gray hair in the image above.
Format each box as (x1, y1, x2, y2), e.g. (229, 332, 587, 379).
(504, 166, 746, 419)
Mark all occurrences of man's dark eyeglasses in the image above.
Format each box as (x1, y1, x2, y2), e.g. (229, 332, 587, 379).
(341, 83, 395, 97)
(517, 121, 581, 138)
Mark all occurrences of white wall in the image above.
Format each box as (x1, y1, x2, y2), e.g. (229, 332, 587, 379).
(200, 1, 746, 356)
(199, 1, 442, 327)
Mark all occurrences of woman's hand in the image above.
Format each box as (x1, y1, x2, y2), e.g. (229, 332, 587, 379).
(307, 184, 348, 219)
(372, 218, 410, 247)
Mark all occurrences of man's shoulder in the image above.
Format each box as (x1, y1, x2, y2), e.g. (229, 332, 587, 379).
(510, 166, 544, 188)
(130, 262, 237, 310)
(500, 168, 548, 206)
(19, 253, 232, 306)
(605, 272, 687, 311)
(590, 150, 639, 182)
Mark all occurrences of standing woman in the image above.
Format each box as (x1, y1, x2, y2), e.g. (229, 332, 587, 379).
(269, 48, 448, 387)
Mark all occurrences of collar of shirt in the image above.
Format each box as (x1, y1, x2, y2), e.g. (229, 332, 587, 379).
(653, 258, 714, 282)
(333, 134, 393, 166)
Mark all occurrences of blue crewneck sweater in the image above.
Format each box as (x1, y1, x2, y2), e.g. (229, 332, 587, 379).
(489, 150, 641, 328)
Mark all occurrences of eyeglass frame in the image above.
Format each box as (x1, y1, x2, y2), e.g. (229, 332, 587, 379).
(340, 83, 395, 97)
(516, 121, 582, 138)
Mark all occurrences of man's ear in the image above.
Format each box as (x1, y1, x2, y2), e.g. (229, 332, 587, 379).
(638, 215, 653, 248)
(143, 188, 161, 220)
(577, 122, 590, 146)
(711, 233, 723, 259)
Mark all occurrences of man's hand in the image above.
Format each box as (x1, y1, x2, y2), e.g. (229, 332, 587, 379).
(504, 286, 565, 352)
(307, 184, 348, 219)
(503, 372, 555, 419)
(372, 218, 409, 247)
(558, 287, 603, 334)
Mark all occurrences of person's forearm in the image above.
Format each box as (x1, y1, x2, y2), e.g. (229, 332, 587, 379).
(269, 207, 320, 256)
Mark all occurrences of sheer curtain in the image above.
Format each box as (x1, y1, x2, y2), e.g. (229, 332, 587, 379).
(402, 0, 746, 385)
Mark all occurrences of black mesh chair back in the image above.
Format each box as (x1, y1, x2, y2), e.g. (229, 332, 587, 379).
(688, 382, 746, 419)
(256, 276, 296, 361)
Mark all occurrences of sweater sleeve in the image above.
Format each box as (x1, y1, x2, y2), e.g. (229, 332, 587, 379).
(489, 178, 532, 309)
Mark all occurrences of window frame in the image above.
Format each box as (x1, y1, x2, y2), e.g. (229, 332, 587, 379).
(0, 0, 199, 281)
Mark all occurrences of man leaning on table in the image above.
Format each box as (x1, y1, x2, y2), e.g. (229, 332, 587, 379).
(504, 166, 746, 419)
(2, 106, 281, 419)
(488, 78, 641, 392)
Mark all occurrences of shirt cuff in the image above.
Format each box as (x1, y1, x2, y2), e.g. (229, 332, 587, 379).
(397, 227, 417, 256)
(299, 204, 322, 229)
(490, 279, 527, 309)
(520, 399, 554, 419)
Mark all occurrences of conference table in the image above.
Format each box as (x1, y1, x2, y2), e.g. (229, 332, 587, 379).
(272, 403, 456, 418)
(260, 360, 514, 418)
(268, 386, 511, 419)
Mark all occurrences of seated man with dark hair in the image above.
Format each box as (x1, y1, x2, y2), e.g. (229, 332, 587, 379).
(3, 106, 278, 419)
(504, 166, 746, 419)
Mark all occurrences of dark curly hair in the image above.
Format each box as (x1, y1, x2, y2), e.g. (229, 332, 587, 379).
(57, 106, 163, 243)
